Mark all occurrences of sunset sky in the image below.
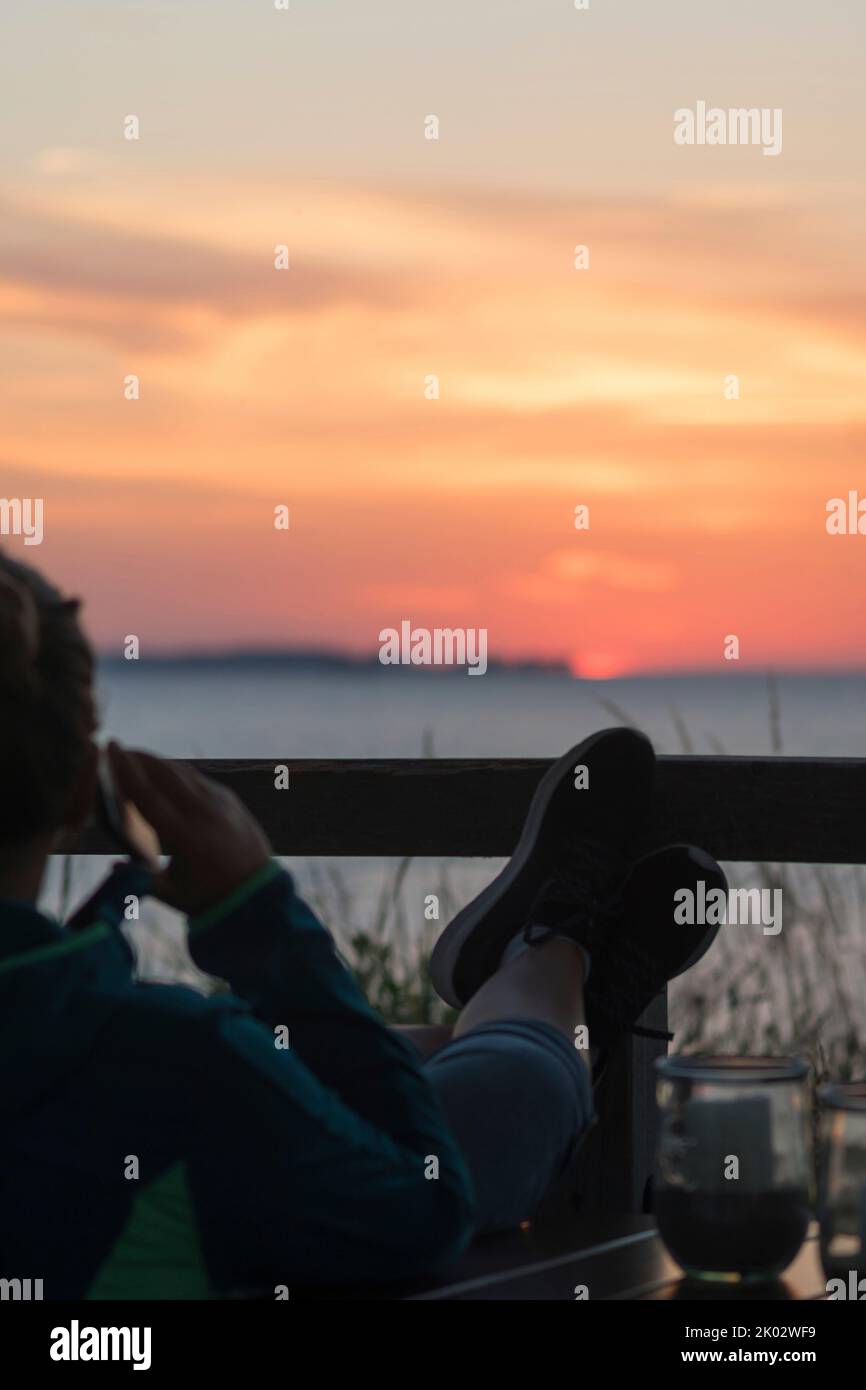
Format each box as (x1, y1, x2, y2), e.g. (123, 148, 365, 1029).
(1, 0, 865, 674)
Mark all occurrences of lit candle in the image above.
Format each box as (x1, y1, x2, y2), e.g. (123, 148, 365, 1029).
(682, 1096, 773, 1191)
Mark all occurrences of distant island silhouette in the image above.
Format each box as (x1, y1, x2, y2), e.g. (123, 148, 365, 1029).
(97, 648, 572, 675)
(95, 652, 866, 678)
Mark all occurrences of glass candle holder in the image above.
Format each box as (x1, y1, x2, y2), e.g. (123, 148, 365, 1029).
(654, 1055, 812, 1282)
(819, 1082, 866, 1290)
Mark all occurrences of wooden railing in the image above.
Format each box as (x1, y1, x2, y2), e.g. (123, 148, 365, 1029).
(71, 754, 866, 1214)
(74, 755, 866, 862)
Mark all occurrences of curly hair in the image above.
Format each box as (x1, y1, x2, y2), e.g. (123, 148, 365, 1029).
(0, 552, 96, 846)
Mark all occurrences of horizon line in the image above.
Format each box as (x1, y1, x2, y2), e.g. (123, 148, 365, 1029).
(95, 647, 866, 680)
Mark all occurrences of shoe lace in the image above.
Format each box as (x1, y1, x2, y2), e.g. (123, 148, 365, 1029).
(523, 837, 620, 948)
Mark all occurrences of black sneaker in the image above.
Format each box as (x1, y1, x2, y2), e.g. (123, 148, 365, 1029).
(525, 843, 727, 1055)
(429, 727, 655, 1008)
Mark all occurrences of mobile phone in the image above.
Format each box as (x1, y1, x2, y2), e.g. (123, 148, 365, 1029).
(95, 748, 161, 867)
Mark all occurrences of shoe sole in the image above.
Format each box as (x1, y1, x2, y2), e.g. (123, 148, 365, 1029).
(429, 727, 655, 1007)
(664, 843, 727, 977)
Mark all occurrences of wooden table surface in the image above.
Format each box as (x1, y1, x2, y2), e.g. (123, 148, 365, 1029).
(409, 1215, 828, 1302)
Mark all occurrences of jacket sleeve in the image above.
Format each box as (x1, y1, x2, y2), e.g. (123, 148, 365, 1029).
(184, 863, 476, 1290)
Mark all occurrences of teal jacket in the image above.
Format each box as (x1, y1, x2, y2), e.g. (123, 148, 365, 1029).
(0, 862, 474, 1298)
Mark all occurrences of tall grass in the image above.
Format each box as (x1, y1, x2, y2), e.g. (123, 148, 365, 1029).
(600, 677, 866, 1084)
(305, 679, 866, 1083)
(304, 856, 458, 1026)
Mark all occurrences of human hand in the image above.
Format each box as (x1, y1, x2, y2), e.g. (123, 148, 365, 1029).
(107, 742, 273, 916)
